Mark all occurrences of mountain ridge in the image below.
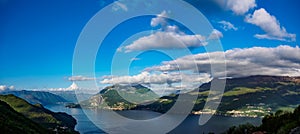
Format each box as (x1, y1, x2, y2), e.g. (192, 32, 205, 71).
(80, 84, 159, 110)
(0, 90, 68, 105)
(73, 75, 300, 117)
(0, 94, 78, 133)
(0, 100, 48, 134)
(135, 75, 300, 116)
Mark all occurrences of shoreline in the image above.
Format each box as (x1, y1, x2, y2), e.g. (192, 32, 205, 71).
(66, 105, 264, 118)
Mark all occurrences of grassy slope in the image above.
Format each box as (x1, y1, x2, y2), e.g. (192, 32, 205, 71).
(0, 94, 78, 134)
(1, 90, 67, 105)
(136, 76, 300, 115)
(0, 100, 48, 134)
(81, 84, 159, 110)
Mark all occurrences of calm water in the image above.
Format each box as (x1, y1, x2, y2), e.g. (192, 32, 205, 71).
(45, 105, 262, 134)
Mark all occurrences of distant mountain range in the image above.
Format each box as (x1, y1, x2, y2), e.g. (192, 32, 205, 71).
(80, 75, 300, 117)
(0, 89, 97, 107)
(0, 94, 78, 134)
(9, 75, 299, 118)
(0, 90, 68, 106)
(50, 91, 94, 103)
(136, 75, 300, 116)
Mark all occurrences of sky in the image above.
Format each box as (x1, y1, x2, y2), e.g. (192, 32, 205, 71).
(0, 0, 300, 92)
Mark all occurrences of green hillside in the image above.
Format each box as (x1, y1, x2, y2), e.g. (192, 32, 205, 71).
(77, 75, 300, 117)
(80, 84, 159, 110)
(1, 90, 68, 105)
(136, 76, 300, 116)
(0, 100, 48, 134)
(0, 94, 78, 134)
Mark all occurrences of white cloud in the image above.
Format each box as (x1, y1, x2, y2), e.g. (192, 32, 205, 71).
(47, 82, 79, 91)
(119, 11, 207, 52)
(218, 20, 238, 31)
(130, 58, 141, 61)
(145, 45, 300, 77)
(124, 31, 207, 52)
(245, 8, 296, 42)
(151, 10, 168, 27)
(68, 76, 95, 81)
(226, 0, 256, 15)
(100, 71, 211, 87)
(0, 85, 15, 92)
(101, 72, 174, 85)
(208, 29, 223, 40)
(112, 1, 128, 12)
(150, 11, 183, 34)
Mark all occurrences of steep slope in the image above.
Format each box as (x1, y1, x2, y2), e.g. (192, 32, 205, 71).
(1, 90, 67, 105)
(0, 94, 78, 133)
(136, 75, 300, 116)
(203, 76, 300, 112)
(81, 84, 159, 110)
(0, 100, 48, 134)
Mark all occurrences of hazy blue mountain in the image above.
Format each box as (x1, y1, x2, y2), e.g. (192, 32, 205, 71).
(50, 91, 94, 103)
(0, 90, 68, 106)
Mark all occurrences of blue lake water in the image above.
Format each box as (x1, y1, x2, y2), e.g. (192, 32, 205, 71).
(46, 105, 262, 134)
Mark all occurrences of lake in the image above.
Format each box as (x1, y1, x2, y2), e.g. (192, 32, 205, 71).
(46, 105, 262, 134)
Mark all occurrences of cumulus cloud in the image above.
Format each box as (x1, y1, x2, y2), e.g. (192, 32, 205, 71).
(124, 32, 207, 52)
(145, 45, 300, 77)
(120, 11, 207, 52)
(0, 85, 15, 92)
(68, 76, 95, 81)
(130, 58, 141, 61)
(226, 0, 256, 15)
(218, 20, 238, 31)
(150, 11, 184, 34)
(112, 1, 128, 12)
(100, 71, 211, 87)
(47, 82, 79, 91)
(208, 29, 223, 40)
(245, 8, 296, 42)
(150, 10, 168, 27)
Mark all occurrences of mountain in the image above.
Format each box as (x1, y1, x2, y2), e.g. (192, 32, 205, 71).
(80, 84, 159, 110)
(50, 91, 94, 103)
(0, 90, 68, 105)
(48, 82, 99, 102)
(0, 100, 48, 134)
(69, 82, 79, 90)
(50, 91, 77, 102)
(135, 75, 300, 117)
(0, 94, 78, 133)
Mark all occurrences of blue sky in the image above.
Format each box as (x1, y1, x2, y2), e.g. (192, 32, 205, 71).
(0, 0, 299, 91)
